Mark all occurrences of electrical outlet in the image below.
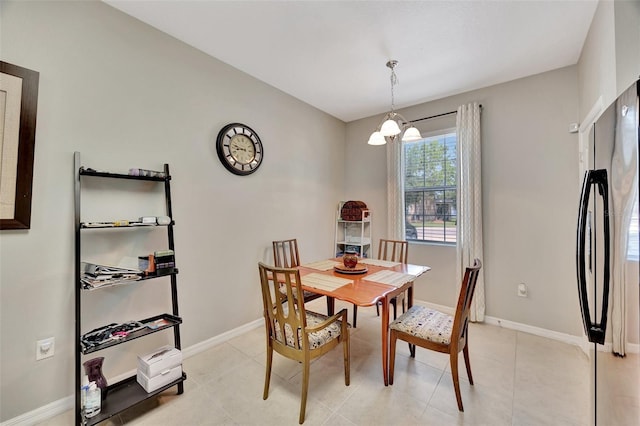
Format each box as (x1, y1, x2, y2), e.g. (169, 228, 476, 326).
(517, 283, 528, 298)
(36, 337, 55, 360)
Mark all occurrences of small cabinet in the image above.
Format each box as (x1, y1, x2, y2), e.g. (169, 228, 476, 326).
(335, 202, 371, 258)
(74, 152, 185, 425)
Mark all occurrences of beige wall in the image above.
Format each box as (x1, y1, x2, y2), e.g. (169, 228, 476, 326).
(346, 66, 584, 336)
(0, 1, 345, 420)
(578, 0, 617, 121)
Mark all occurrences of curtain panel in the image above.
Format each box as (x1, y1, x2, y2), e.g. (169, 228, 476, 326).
(456, 102, 485, 322)
(387, 139, 405, 241)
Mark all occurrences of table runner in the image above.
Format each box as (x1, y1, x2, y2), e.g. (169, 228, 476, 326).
(359, 258, 401, 268)
(301, 273, 352, 291)
(301, 260, 340, 271)
(365, 270, 417, 287)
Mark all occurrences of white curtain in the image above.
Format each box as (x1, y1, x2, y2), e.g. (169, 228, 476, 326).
(387, 138, 405, 241)
(456, 102, 485, 322)
(610, 84, 638, 356)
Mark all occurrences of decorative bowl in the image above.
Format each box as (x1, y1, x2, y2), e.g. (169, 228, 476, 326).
(343, 251, 358, 269)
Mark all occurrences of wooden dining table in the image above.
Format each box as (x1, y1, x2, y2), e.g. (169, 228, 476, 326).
(296, 258, 431, 386)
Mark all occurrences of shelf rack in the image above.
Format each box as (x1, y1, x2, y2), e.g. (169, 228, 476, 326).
(74, 152, 184, 425)
(334, 206, 371, 258)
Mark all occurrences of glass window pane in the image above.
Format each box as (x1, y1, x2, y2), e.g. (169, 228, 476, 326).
(403, 131, 457, 244)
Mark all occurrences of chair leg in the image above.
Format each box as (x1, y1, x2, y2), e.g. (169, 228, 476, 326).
(352, 304, 358, 328)
(343, 334, 350, 386)
(450, 351, 464, 412)
(263, 345, 273, 400)
(409, 343, 416, 358)
(389, 330, 397, 385)
(299, 355, 310, 424)
(463, 343, 474, 385)
(391, 298, 397, 320)
(376, 301, 380, 317)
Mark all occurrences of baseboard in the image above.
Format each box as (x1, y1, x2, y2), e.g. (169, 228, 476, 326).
(181, 318, 263, 359)
(0, 396, 74, 426)
(414, 299, 640, 355)
(482, 314, 586, 347)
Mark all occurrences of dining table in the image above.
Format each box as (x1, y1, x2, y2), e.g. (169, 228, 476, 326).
(296, 258, 431, 386)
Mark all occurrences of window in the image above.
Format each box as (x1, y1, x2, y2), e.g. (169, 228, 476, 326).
(404, 129, 457, 244)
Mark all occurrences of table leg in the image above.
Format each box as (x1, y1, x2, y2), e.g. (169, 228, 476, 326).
(381, 296, 389, 386)
(326, 296, 335, 316)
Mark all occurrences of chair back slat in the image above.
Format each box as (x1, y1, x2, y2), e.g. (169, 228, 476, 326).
(451, 259, 482, 346)
(258, 262, 307, 350)
(378, 239, 409, 263)
(273, 239, 300, 268)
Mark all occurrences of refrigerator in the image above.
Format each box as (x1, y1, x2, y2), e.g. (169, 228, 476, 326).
(576, 79, 639, 425)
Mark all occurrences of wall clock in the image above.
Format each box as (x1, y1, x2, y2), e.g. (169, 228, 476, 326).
(216, 123, 264, 176)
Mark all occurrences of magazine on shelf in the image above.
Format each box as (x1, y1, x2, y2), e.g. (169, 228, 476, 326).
(81, 262, 143, 289)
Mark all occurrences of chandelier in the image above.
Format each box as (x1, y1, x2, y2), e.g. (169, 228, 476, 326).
(367, 60, 422, 145)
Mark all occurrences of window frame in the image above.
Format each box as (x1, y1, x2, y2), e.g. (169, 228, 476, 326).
(403, 127, 458, 246)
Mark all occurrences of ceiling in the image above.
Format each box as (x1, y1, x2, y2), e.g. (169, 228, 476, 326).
(104, 0, 599, 123)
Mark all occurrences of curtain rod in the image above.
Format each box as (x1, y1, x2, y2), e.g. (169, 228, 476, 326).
(407, 104, 483, 124)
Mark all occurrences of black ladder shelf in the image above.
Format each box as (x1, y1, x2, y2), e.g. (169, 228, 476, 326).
(74, 152, 185, 425)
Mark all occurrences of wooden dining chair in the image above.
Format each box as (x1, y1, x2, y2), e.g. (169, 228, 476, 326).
(389, 259, 482, 412)
(352, 239, 408, 327)
(272, 239, 331, 313)
(258, 262, 350, 424)
(376, 239, 409, 316)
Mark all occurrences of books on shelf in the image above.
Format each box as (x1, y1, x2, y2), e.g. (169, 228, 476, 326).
(153, 250, 175, 274)
(81, 262, 143, 289)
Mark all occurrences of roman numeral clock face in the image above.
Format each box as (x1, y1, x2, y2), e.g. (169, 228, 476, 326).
(216, 123, 264, 176)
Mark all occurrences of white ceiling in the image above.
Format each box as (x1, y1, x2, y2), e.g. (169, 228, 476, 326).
(103, 0, 599, 122)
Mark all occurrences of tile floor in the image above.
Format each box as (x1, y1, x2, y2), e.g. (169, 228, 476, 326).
(39, 299, 639, 425)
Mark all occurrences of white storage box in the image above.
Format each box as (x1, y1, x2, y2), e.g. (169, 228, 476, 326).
(137, 364, 182, 393)
(137, 345, 182, 378)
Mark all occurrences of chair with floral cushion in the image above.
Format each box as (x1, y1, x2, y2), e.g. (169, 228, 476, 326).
(258, 262, 350, 424)
(389, 259, 482, 411)
(273, 238, 332, 314)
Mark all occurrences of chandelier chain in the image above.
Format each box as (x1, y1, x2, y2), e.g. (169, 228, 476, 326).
(389, 67, 398, 113)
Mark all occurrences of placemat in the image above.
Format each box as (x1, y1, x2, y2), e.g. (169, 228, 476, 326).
(301, 273, 352, 291)
(365, 270, 417, 287)
(301, 260, 340, 271)
(359, 258, 401, 268)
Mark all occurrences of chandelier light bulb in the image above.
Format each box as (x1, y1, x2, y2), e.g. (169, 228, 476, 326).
(380, 119, 401, 136)
(402, 126, 422, 142)
(367, 131, 386, 145)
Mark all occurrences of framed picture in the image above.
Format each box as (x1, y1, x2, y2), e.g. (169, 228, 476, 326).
(1, 61, 39, 230)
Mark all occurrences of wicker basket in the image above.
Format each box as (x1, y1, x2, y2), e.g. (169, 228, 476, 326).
(340, 201, 369, 221)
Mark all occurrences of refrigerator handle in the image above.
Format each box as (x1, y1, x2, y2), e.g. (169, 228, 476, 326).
(576, 169, 610, 345)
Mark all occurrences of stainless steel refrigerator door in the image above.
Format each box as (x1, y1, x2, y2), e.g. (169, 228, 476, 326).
(579, 80, 640, 426)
